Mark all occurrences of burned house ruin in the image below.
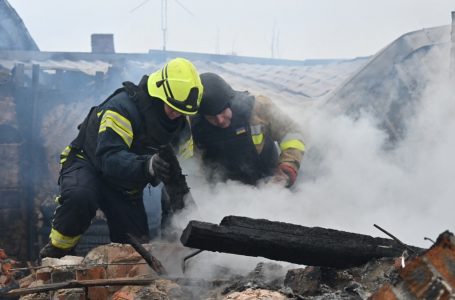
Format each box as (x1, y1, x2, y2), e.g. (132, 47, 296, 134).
(1, 0, 455, 298)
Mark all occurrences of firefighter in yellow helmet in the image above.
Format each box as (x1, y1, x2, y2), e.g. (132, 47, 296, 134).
(39, 58, 203, 258)
(192, 73, 304, 187)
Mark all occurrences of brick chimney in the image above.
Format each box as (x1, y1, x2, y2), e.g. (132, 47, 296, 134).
(91, 34, 115, 53)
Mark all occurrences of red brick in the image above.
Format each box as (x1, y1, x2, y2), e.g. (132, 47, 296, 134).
(76, 266, 106, 280)
(425, 239, 455, 288)
(438, 289, 451, 300)
(35, 268, 51, 282)
(1, 261, 13, 275)
(85, 244, 143, 279)
(76, 266, 108, 300)
(127, 264, 150, 278)
(112, 290, 135, 300)
(398, 256, 434, 298)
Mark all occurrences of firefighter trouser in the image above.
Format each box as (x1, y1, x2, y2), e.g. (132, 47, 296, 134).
(51, 158, 150, 249)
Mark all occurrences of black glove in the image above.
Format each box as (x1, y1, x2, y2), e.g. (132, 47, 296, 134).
(148, 153, 170, 182)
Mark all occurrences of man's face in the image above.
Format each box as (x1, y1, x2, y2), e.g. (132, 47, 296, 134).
(164, 103, 183, 120)
(204, 107, 232, 128)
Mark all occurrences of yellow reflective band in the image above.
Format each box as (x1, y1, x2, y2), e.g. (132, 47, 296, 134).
(60, 146, 71, 164)
(97, 110, 104, 118)
(280, 139, 305, 151)
(99, 110, 133, 147)
(49, 228, 81, 250)
(236, 127, 247, 135)
(61, 146, 71, 157)
(251, 133, 264, 145)
(59, 146, 85, 164)
(179, 137, 194, 160)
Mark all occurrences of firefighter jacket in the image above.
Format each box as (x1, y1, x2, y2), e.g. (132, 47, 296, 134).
(191, 91, 304, 185)
(60, 76, 186, 191)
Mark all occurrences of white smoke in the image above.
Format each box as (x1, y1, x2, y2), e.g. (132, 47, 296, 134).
(169, 48, 455, 278)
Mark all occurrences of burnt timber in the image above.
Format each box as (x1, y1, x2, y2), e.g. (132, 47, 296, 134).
(180, 216, 422, 268)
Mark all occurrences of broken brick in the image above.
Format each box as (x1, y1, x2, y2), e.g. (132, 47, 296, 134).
(398, 256, 435, 298)
(371, 231, 455, 299)
(75, 266, 106, 281)
(424, 233, 455, 288)
(370, 284, 399, 300)
(36, 267, 51, 282)
(112, 290, 135, 300)
(76, 266, 109, 300)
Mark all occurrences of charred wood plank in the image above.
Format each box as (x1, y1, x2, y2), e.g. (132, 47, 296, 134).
(181, 216, 422, 268)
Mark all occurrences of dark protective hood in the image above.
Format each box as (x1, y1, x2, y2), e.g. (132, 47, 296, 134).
(199, 72, 235, 115)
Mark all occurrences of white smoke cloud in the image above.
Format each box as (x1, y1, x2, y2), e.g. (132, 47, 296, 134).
(169, 48, 454, 278)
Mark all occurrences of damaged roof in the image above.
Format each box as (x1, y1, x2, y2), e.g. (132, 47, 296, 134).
(0, 0, 38, 51)
(0, 1, 366, 106)
(327, 25, 453, 141)
(0, 49, 367, 105)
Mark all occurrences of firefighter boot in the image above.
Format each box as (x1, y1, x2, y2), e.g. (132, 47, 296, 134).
(39, 242, 75, 259)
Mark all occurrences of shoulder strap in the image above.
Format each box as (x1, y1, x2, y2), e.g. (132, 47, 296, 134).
(122, 81, 144, 99)
(62, 85, 128, 169)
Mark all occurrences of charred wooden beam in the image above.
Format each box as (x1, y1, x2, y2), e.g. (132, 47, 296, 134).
(181, 216, 422, 268)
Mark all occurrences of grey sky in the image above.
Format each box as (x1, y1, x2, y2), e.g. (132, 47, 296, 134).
(8, 0, 455, 60)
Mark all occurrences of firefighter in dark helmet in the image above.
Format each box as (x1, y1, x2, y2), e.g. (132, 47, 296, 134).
(191, 72, 304, 187)
(39, 58, 203, 258)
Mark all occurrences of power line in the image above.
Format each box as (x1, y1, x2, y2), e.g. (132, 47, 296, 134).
(130, 0, 195, 51)
(129, 0, 151, 13)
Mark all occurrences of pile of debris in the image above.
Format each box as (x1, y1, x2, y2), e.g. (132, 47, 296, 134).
(3, 244, 396, 299)
(1, 218, 454, 299)
(372, 230, 455, 299)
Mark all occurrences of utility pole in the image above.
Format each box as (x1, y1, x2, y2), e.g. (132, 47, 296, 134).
(450, 11, 455, 79)
(271, 22, 279, 58)
(161, 0, 168, 51)
(271, 28, 275, 58)
(215, 27, 220, 54)
(131, 0, 194, 52)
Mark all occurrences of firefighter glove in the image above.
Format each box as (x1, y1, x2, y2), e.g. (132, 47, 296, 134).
(274, 164, 297, 188)
(148, 153, 171, 182)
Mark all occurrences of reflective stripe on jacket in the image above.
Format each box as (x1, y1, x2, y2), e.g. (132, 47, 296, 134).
(192, 93, 304, 184)
(250, 95, 304, 173)
(192, 92, 279, 185)
(60, 76, 185, 191)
